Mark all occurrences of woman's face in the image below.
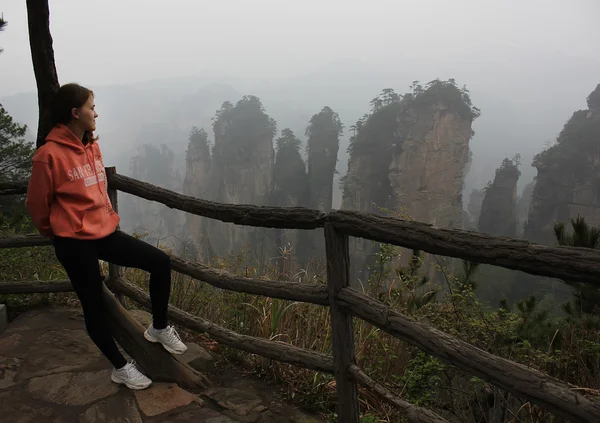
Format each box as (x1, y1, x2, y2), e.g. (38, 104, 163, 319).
(73, 94, 98, 132)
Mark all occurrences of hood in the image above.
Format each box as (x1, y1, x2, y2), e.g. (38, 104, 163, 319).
(45, 124, 88, 153)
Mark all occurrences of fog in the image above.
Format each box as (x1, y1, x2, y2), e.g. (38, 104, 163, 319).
(1, 0, 600, 206)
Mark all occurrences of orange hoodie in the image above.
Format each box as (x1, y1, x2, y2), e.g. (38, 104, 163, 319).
(25, 124, 120, 240)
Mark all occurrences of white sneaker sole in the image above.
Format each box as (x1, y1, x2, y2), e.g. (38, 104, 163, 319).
(111, 374, 152, 390)
(144, 330, 188, 355)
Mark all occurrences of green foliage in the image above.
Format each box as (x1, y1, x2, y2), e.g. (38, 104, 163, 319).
(0, 105, 32, 181)
(343, 89, 403, 208)
(368, 88, 401, 113)
(498, 154, 521, 174)
(0, 104, 35, 228)
(305, 106, 343, 151)
(533, 106, 600, 171)
(305, 106, 343, 210)
(277, 128, 302, 152)
(186, 126, 210, 157)
(212, 95, 277, 160)
(401, 352, 445, 406)
(405, 78, 481, 121)
(554, 215, 600, 315)
(347, 88, 403, 155)
(272, 128, 307, 205)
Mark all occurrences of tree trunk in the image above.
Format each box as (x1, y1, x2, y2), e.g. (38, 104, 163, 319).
(26, 0, 60, 148)
(101, 282, 210, 389)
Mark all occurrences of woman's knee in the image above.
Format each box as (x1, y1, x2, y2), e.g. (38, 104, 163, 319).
(150, 249, 171, 273)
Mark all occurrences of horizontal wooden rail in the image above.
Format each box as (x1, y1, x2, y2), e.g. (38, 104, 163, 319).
(4, 222, 600, 289)
(348, 365, 449, 423)
(0, 180, 28, 196)
(0, 234, 329, 305)
(170, 256, 328, 306)
(327, 210, 600, 286)
(109, 173, 600, 285)
(109, 173, 325, 229)
(109, 276, 335, 374)
(0, 280, 73, 294)
(0, 233, 322, 300)
(0, 234, 52, 248)
(337, 287, 600, 423)
(7, 176, 600, 286)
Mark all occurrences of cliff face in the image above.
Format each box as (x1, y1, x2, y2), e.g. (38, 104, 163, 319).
(466, 188, 486, 230)
(298, 107, 344, 263)
(126, 143, 185, 251)
(306, 107, 343, 212)
(182, 128, 212, 258)
(525, 84, 600, 244)
(182, 96, 276, 262)
(271, 128, 308, 262)
(516, 179, 535, 236)
(342, 81, 478, 282)
(478, 158, 520, 237)
(388, 103, 473, 229)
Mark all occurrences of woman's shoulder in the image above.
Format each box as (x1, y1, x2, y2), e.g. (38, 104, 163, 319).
(32, 142, 56, 163)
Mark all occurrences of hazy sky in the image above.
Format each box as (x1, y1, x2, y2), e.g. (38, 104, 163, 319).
(1, 0, 599, 96)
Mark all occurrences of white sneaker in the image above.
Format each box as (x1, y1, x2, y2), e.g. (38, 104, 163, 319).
(111, 360, 152, 390)
(144, 324, 188, 355)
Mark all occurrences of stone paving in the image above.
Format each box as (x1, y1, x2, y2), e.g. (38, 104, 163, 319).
(0, 307, 325, 423)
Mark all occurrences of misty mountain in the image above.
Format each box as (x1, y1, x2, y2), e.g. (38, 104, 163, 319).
(2, 52, 599, 209)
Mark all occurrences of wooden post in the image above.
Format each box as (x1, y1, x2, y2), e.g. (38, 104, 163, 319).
(106, 166, 125, 306)
(324, 223, 359, 422)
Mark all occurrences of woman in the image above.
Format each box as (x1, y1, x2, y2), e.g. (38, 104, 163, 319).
(25, 83, 187, 390)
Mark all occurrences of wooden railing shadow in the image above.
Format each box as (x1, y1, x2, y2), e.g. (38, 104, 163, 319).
(1, 171, 600, 423)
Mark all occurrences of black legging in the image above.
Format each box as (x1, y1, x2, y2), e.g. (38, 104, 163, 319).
(53, 230, 171, 369)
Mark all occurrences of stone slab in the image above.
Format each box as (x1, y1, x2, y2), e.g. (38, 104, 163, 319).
(0, 332, 22, 355)
(15, 329, 104, 380)
(80, 395, 143, 423)
(176, 342, 214, 373)
(0, 389, 72, 422)
(203, 387, 265, 416)
(154, 405, 235, 423)
(27, 369, 119, 406)
(0, 355, 23, 389)
(134, 382, 203, 417)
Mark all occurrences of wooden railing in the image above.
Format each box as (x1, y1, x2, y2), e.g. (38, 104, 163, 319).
(1, 170, 600, 423)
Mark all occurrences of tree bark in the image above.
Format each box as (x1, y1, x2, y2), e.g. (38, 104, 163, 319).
(107, 172, 324, 229)
(0, 280, 73, 294)
(325, 224, 359, 422)
(26, 0, 60, 148)
(0, 234, 52, 248)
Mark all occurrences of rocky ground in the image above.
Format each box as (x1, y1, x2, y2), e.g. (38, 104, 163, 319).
(0, 307, 325, 422)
